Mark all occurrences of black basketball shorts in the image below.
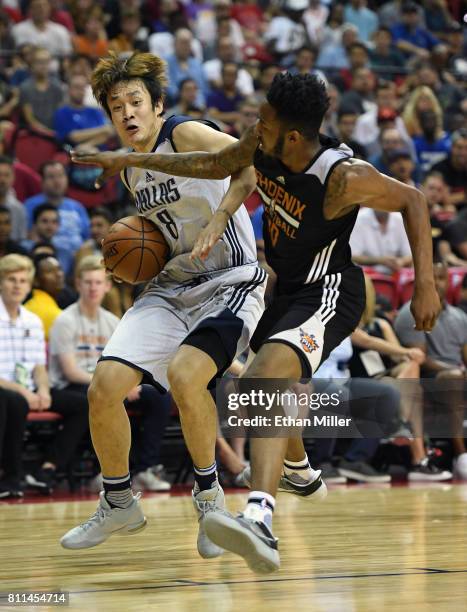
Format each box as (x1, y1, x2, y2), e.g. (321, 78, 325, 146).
(250, 265, 365, 378)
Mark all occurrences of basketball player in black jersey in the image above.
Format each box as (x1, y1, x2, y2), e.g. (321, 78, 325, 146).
(74, 73, 441, 574)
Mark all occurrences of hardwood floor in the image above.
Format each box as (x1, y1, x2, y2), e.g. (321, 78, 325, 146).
(0, 484, 466, 611)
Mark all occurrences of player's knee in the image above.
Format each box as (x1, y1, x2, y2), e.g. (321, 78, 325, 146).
(87, 377, 120, 412)
(167, 359, 207, 401)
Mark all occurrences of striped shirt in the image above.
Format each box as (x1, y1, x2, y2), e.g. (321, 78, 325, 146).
(0, 296, 46, 391)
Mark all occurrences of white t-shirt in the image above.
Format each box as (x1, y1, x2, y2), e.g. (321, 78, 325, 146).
(264, 16, 307, 54)
(12, 20, 72, 58)
(48, 303, 119, 389)
(203, 59, 254, 97)
(350, 208, 411, 273)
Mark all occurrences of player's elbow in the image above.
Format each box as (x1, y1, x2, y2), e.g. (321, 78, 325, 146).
(402, 185, 428, 216)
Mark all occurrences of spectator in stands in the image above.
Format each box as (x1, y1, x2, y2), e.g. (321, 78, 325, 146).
(422, 0, 455, 37)
(231, 97, 259, 140)
(369, 27, 406, 80)
(350, 275, 451, 481)
(108, 8, 149, 55)
(390, 1, 440, 60)
(166, 78, 205, 117)
(166, 28, 209, 107)
(263, 0, 309, 62)
(0, 10, 16, 74)
(72, 6, 108, 60)
(0, 207, 28, 257)
(344, 0, 378, 43)
(24, 161, 90, 253)
(47, 255, 171, 491)
(289, 45, 327, 85)
(207, 62, 244, 127)
(0, 255, 42, 498)
(75, 207, 112, 265)
(368, 127, 408, 174)
(24, 254, 63, 339)
(350, 207, 412, 274)
(335, 108, 367, 159)
(339, 42, 370, 91)
(395, 263, 467, 480)
(387, 147, 417, 186)
(317, 23, 358, 71)
(430, 129, 466, 207)
(12, 0, 72, 61)
(49, 0, 75, 32)
(458, 275, 467, 315)
(311, 336, 398, 483)
(19, 47, 64, 137)
(203, 35, 254, 97)
(414, 62, 464, 123)
(53, 74, 113, 149)
(0, 156, 27, 242)
(250, 63, 280, 104)
(340, 67, 377, 116)
(402, 85, 444, 140)
(0, 76, 19, 125)
(442, 208, 467, 263)
(21, 203, 75, 276)
(321, 83, 340, 138)
(412, 109, 451, 174)
(445, 23, 466, 78)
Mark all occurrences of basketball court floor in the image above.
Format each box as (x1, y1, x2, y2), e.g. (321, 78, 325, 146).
(1, 484, 466, 611)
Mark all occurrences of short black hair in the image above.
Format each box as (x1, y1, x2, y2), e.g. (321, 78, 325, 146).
(349, 42, 369, 55)
(89, 206, 113, 223)
(31, 241, 57, 255)
(337, 107, 358, 121)
(39, 160, 66, 178)
(33, 203, 59, 224)
(0, 205, 10, 217)
(266, 72, 330, 140)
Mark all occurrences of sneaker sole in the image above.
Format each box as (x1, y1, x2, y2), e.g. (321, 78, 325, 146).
(407, 472, 452, 482)
(61, 518, 147, 549)
(338, 469, 391, 483)
(278, 476, 328, 499)
(205, 514, 280, 575)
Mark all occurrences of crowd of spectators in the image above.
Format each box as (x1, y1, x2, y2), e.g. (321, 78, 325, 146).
(0, 0, 465, 498)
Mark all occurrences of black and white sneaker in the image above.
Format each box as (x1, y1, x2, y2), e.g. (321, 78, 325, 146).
(240, 465, 327, 500)
(408, 458, 452, 482)
(338, 459, 391, 483)
(204, 511, 280, 574)
(319, 462, 347, 484)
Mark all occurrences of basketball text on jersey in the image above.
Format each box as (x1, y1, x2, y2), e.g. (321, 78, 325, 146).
(255, 170, 306, 246)
(134, 177, 181, 213)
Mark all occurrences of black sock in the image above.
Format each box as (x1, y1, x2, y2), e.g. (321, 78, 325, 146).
(103, 474, 133, 509)
(194, 461, 218, 491)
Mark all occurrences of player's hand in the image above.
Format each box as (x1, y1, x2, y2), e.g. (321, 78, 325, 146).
(411, 283, 441, 331)
(70, 149, 128, 188)
(190, 210, 229, 261)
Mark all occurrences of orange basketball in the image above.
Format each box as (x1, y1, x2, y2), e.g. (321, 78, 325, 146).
(102, 215, 169, 284)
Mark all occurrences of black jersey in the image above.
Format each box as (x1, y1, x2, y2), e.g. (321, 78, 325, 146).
(254, 134, 359, 293)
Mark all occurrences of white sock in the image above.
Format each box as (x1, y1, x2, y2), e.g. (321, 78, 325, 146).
(283, 455, 314, 480)
(244, 490, 275, 529)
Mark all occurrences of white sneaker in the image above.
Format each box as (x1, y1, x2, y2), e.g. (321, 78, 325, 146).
(60, 491, 147, 549)
(192, 483, 225, 559)
(132, 469, 171, 491)
(453, 453, 467, 480)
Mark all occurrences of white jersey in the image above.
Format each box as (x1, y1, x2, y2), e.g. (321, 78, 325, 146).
(122, 115, 258, 285)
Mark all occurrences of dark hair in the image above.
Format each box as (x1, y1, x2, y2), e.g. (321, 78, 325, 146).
(39, 160, 66, 178)
(376, 26, 392, 37)
(296, 45, 318, 57)
(178, 77, 197, 90)
(31, 241, 56, 255)
(266, 72, 330, 140)
(33, 252, 58, 271)
(337, 107, 358, 121)
(0, 205, 10, 217)
(0, 155, 13, 166)
(33, 203, 59, 224)
(89, 207, 113, 223)
(92, 51, 167, 117)
(349, 42, 369, 55)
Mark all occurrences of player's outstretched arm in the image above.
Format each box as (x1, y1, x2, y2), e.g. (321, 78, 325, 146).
(325, 159, 441, 332)
(71, 125, 258, 186)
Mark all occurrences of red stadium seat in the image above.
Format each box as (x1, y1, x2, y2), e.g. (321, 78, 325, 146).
(397, 268, 415, 306)
(365, 270, 399, 309)
(13, 129, 60, 173)
(447, 267, 466, 305)
(27, 411, 63, 422)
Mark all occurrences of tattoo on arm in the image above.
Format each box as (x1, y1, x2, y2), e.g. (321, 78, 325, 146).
(129, 125, 257, 180)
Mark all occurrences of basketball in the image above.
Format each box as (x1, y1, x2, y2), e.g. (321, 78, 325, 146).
(102, 215, 169, 284)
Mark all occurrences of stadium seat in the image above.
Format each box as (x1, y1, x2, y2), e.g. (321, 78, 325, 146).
(447, 267, 466, 305)
(397, 268, 415, 306)
(13, 129, 60, 173)
(27, 411, 63, 422)
(365, 270, 399, 309)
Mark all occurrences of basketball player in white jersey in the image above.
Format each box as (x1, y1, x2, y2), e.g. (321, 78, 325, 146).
(59, 52, 281, 554)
